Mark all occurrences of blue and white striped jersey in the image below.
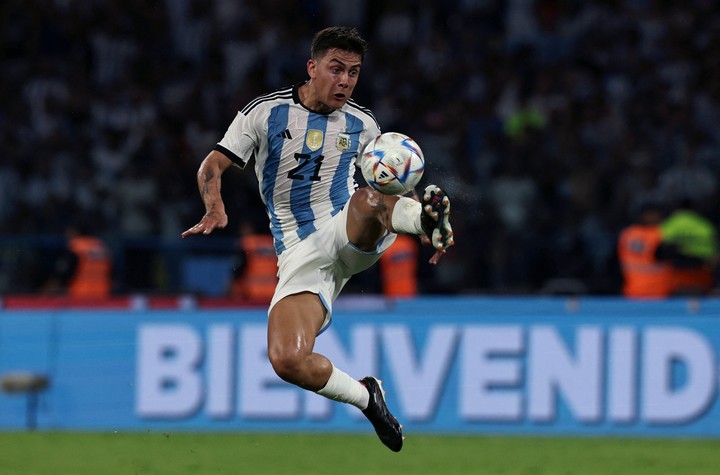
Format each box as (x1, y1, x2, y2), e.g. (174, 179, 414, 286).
(215, 83, 381, 255)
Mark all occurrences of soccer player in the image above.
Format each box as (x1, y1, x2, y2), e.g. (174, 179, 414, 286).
(182, 26, 454, 452)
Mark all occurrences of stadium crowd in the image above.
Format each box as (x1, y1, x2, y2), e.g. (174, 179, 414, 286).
(1, 0, 719, 295)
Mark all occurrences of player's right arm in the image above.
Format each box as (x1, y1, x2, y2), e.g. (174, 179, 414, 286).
(181, 150, 234, 238)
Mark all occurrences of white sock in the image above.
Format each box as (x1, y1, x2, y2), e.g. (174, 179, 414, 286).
(391, 197, 423, 235)
(316, 365, 370, 410)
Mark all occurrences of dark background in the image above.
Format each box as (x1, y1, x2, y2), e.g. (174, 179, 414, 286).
(1, 0, 719, 296)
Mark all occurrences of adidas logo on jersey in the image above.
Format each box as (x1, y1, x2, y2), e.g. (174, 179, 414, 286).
(276, 129, 292, 140)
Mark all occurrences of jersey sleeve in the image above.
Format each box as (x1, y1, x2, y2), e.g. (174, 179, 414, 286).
(215, 110, 262, 169)
(358, 118, 381, 158)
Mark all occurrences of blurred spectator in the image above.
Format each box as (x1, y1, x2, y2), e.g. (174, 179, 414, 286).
(656, 143, 718, 207)
(487, 151, 540, 291)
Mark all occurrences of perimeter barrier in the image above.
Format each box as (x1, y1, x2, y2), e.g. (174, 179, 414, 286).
(1, 296, 719, 437)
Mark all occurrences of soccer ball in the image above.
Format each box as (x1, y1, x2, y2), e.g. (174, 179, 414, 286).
(360, 132, 425, 195)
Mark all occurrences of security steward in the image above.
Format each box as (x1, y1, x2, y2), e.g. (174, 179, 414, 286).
(379, 234, 419, 298)
(230, 222, 278, 303)
(51, 225, 112, 298)
(617, 200, 672, 299)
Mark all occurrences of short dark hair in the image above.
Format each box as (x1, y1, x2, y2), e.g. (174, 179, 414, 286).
(310, 26, 368, 61)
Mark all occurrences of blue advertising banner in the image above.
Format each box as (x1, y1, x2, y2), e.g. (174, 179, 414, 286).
(1, 297, 719, 436)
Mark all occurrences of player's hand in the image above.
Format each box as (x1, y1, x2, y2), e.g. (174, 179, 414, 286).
(181, 211, 228, 238)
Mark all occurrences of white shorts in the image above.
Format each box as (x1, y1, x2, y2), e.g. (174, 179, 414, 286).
(268, 204, 396, 333)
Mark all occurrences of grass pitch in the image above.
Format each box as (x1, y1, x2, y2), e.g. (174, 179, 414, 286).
(0, 432, 718, 475)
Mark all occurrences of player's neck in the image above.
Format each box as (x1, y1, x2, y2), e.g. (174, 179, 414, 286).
(298, 81, 335, 114)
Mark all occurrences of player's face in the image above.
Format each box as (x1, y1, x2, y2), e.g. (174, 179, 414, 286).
(307, 48, 362, 112)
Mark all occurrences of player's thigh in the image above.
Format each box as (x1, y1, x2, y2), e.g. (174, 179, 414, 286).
(267, 291, 326, 357)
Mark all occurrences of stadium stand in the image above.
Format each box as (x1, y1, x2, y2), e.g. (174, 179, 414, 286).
(1, 0, 719, 296)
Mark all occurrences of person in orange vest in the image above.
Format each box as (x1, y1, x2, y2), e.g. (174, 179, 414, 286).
(47, 224, 113, 298)
(617, 200, 672, 299)
(379, 234, 419, 298)
(229, 222, 278, 303)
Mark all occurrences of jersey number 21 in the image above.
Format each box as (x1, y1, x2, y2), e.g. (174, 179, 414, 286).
(288, 153, 323, 181)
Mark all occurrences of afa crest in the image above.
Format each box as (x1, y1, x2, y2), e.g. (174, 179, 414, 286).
(336, 133, 351, 152)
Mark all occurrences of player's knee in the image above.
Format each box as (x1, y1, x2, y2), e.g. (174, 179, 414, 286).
(268, 347, 304, 383)
(352, 187, 387, 219)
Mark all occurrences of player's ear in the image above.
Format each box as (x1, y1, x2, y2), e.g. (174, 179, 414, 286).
(307, 59, 317, 78)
